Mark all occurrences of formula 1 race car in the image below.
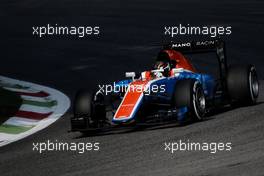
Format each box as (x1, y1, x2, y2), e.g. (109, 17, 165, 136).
(70, 40, 259, 132)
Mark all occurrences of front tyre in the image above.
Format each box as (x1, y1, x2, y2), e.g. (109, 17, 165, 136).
(72, 90, 106, 130)
(73, 90, 93, 118)
(71, 90, 93, 130)
(173, 79, 206, 121)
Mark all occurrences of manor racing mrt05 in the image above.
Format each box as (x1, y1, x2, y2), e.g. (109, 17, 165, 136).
(70, 40, 259, 132)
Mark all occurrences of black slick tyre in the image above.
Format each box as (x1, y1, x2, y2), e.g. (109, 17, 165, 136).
(173, 79, 206, 121)
(227, 65, 259, 105)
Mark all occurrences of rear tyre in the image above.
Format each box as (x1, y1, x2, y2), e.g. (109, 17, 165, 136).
(173, 79, 206, 121)
(227, 65, 259, 105)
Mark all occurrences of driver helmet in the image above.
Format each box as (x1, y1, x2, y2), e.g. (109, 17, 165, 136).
(154, 61, 170, 72)
(153, 60, 171, 77)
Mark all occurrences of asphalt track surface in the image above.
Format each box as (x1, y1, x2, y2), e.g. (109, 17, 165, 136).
(1, 0, 264, 175)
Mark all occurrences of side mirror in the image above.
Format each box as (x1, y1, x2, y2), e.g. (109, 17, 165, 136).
(125, 72, 136, 81)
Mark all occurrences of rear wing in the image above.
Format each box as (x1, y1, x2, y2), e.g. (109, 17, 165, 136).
(164, 39, 228, 92)
(164, 40, 223, 53)
(164, 40, 227, 66)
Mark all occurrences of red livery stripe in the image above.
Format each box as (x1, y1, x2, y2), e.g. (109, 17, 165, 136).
(18, 91, 50, 97)
(15, 111, 52, 120)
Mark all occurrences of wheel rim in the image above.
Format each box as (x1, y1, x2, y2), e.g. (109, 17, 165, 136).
(249, 68, 259, 100)
(196, 87, 206, 112)
(193, 83, 206, 120)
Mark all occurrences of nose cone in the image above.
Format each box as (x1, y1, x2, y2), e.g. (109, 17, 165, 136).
(113, 80, 148, 123)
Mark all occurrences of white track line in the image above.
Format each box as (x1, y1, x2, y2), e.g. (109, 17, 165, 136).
(19, 104, 54, 114)
(21, 95, 53, 102)
(4, 117, 39, 127)
(3, 87, 39, 93)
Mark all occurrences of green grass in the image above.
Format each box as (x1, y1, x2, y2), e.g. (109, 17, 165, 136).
(0, 124, 33, 134)
(0, 87, 22, 124)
